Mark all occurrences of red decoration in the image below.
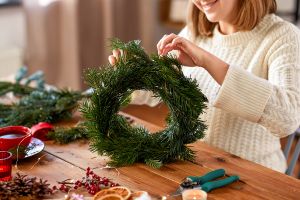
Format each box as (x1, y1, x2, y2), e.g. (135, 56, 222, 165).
(31, 122, 54, 141)
(58, 167, 119, 195)
(0, 151, 12, 181)
(0, 126, 33, 158)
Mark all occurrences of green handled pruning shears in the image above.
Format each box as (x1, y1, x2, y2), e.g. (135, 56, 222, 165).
(171, 169, 239, 196)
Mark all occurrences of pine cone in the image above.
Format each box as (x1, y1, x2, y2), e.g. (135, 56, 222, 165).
(0, 173, 53, 199)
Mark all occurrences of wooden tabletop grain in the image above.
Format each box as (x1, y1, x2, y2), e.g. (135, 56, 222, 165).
(12, 111, 300, 200)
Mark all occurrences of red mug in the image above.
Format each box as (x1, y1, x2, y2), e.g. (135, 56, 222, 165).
(0, 126, 33, 159)
(0, 123, 53, 159)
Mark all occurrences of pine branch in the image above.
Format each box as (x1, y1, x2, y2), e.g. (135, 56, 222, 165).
(0, 67, 45, 97)
(0, 81, 35, 96)
(0, 67, 89, 144)
(0, 90, 84, 127)
(47, 126, 88, 144)
(145, 159, 163, 169)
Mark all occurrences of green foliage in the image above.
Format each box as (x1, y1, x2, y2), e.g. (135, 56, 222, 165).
(0, 89, 83, 127)
(0, 67, 87, 144)
(0, 66, 44, 97)
(82, 39, 208, 168)
(47, 126, 88, 144)
(0, 81, 34, 96)
(145, 159, 163, 169)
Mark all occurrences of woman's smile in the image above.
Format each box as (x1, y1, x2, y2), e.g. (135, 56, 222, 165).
(200, 0, 219, 11)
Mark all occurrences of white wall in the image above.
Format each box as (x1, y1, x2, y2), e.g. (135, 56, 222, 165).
(0, 6, 25, 77)
(277, 0, 294, 12)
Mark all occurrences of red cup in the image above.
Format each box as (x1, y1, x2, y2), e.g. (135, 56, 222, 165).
(0, 126, 33, 159)
(0, 151, 12, 181)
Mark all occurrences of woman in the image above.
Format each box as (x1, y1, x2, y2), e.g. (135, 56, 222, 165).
(109, 0, 300, 173)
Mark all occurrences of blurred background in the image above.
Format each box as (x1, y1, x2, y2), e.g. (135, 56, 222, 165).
(0, 0, 299, 89)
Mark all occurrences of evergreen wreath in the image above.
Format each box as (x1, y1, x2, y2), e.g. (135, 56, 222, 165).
(82, 39, 207, 168)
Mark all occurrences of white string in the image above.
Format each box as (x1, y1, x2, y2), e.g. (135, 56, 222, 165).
(99, 165, 120, 176)
(14, 133, 33, 171)
(14, 133, 45, 172)
(28, 154, 47, 170)
(65, 187, 74, 200)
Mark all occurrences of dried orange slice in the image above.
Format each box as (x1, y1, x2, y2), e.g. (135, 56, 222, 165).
(94, 189, 118, 200)
(96, 194, 124, 200)
(129, 191, 149, 200)
(108, 186, 131, 200)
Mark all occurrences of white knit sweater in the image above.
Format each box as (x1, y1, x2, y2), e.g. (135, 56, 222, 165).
(132, 14, 300, 172)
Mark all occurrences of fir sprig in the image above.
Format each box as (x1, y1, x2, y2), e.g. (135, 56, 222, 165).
(0, 89, 84, 127)
(82, 39, 207, 167)
(0, 81, 35, 96)
(47, 126, 88, 144)
(0, 66, 44, 97)
(0, 67, 88, 144)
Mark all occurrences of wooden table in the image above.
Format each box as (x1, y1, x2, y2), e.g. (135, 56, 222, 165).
(12, 112, 300, 200)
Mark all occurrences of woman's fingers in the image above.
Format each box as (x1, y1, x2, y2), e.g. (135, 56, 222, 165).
(161, 37, 186, 56)
(160, 33, 178, 52)
(113, 49, 121, 60)
(157, 34, 168, 54)
(108, 55, 116, 65)
(161, 44, 175, 55)
(171, 36, 185, 47)
(157, 33, 178, 55)
(108, 49, 124, 66)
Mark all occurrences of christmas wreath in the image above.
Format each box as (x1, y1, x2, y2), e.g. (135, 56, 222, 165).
(82, 39, 207, 168)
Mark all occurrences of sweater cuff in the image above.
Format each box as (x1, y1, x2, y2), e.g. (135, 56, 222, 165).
(213, 66, 273, 122)
(130, 90, 161, 107)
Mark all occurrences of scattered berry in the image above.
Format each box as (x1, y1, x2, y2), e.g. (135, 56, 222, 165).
(57, 167, 119, 195)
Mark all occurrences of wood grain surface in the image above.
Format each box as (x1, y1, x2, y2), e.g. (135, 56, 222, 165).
(11, 107, 300, 200)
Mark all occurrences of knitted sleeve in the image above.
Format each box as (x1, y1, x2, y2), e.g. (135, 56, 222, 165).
(213, 28, 300, 137)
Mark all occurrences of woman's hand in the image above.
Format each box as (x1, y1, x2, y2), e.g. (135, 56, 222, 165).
(157, 33, 206, 67)
(108, 49, 122, 65)
(157, 33, 230, 85)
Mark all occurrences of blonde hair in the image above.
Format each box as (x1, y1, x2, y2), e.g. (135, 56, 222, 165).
(187, 0, 277, 38)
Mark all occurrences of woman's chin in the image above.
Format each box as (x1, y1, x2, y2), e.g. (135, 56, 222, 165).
(205, 15, 219, 23)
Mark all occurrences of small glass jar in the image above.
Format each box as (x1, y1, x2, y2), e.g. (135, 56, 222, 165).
(0, 151, 13, 181)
